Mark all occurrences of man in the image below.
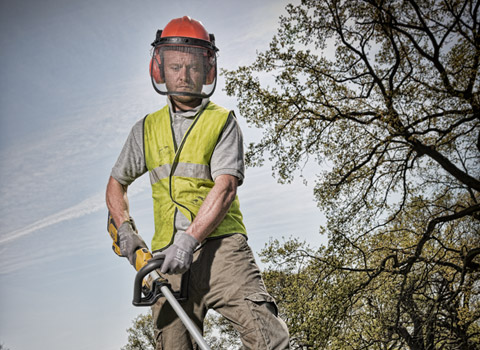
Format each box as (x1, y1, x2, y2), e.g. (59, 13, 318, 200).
(106, 16, 290, 349)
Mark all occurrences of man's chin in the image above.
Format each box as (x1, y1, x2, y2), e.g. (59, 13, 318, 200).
(173, 95, 197, 102)
(171, 95, 202, 109)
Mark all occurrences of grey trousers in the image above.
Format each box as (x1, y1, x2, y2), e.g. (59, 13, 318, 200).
(151, 233, 290, 349)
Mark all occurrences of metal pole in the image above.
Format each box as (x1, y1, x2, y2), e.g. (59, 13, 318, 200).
(160, 285, 212, 350)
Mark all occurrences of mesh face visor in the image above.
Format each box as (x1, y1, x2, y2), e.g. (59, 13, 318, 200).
(150, 39, 218, 98)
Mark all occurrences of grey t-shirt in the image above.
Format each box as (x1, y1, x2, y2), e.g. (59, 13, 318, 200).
(111, 98, 245, 235)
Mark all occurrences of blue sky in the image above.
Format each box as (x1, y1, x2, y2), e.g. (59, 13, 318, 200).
(0, 1, 326, 349)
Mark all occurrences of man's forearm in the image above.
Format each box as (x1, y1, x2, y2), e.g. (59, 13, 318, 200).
(106, 176, 131, 227)
(186, 174, 238, 243)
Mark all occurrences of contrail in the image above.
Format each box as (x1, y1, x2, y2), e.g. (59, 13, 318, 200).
(0, 183, 148, 246)
(0, 193, 105, 245)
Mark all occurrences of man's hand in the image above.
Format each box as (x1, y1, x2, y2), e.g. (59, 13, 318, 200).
(118, 219, 148, 266)
(159, 232, 199, 274)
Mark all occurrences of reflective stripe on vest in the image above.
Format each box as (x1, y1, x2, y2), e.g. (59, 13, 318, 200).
(144, 101, 247, 252)
(149, 163, 212, 184)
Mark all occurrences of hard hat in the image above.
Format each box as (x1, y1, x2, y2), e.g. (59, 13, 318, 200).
(149, 16, 219, 98)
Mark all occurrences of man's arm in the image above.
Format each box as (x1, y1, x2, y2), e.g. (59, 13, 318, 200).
(107, 118, 147, 226)
(106, 176, 149, 268)
(186, 174, 239, 242)
(106, 176, 131, 227)
(159, 174, 238, 274)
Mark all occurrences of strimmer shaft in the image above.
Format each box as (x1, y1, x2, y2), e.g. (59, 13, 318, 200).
(145, 269, 212, 350)
(160, 284, 211, 350)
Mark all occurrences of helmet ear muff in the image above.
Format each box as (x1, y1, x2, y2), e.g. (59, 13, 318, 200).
(204, 48, 216, 85)
(149, 52, 164, 84)
(205, 62, 216, 85)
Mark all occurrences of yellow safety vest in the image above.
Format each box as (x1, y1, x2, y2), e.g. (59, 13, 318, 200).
(144, 101, 247, 252)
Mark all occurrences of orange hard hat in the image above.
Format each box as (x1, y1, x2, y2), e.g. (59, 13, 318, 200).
(162, 16, 210, 43)
(152, 16, 218, 52)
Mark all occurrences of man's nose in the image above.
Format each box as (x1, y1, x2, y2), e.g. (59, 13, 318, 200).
(179, 66, 190, 81)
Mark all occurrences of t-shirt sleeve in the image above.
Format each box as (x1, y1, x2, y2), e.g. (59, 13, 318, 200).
(210, 112, 245, 186)
(110, 118, 147, 186)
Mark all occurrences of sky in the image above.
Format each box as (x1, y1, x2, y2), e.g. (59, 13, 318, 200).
(0, 1, 326, 349)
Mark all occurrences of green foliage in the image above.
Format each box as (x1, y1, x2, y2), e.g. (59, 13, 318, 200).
(261, 230, 480, 349)
(261, 239, 362, 349)
(122, 313, 156, 350)
(225, 0, 480, 349)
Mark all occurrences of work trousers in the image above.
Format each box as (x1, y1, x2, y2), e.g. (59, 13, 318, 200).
(151, 233, 290, 349)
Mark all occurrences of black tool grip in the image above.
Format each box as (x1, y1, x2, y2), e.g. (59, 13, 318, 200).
(133, 257, 169, 307)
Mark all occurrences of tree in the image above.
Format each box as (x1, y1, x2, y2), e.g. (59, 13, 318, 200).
(122, 313, 156, 350)
(261, 232, 480, 349)
(224, 0, 480, 349)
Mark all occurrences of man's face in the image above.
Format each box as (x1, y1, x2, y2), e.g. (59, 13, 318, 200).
(163, 49, 204, 107)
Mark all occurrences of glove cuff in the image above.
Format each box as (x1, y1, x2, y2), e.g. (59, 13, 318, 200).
(174, 232, 199, 251)
(120, 217, 138, 233)
(119, 220, 136, 235)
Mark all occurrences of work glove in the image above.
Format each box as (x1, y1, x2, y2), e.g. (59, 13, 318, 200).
(159, 232, 199, 275)
(118, 218, 148, 267)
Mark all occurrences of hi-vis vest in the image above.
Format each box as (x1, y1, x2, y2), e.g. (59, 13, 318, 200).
(144, 101, 247, 252)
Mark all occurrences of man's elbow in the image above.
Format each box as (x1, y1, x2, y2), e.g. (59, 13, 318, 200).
(215, 174, 238, 203)
(106, 176, 127, 204)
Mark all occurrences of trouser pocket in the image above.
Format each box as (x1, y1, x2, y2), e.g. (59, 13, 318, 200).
(243, 292, 290, 350)
(246, 292, 278, 317)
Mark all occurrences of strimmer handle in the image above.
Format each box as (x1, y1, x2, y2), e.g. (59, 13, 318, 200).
(133, 257, 168, 306)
